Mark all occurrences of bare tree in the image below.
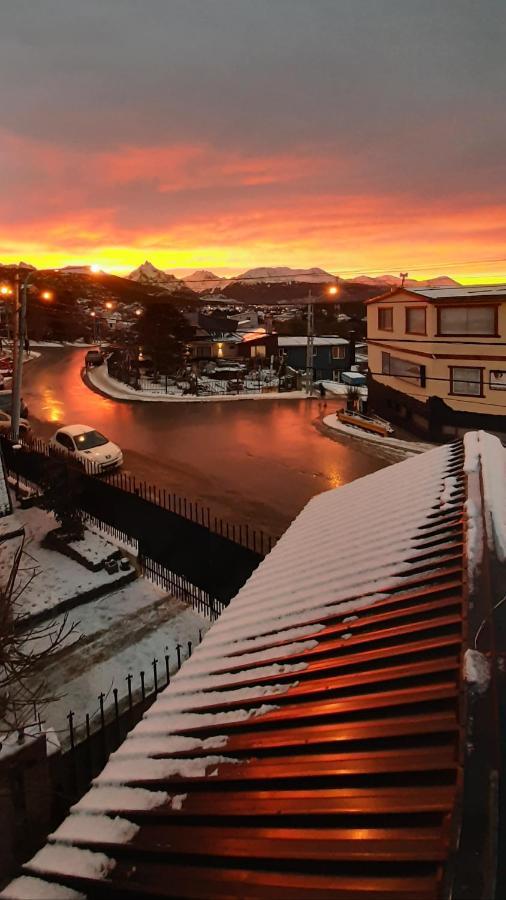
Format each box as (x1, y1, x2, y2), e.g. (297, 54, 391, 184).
(0, 534, 78, 740)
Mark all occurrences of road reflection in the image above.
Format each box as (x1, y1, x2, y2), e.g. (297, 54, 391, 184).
(23, 348, 385, 535)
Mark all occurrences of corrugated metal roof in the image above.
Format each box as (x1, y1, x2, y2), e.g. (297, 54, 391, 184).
(6, 441, 473, 899)
(366, 284, 506, 304)
(409, 284, 506, 299)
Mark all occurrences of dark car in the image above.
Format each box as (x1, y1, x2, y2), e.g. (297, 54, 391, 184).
(85, 350, 104, 367)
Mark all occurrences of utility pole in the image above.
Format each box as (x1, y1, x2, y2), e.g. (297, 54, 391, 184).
(11, 274, 29, 443)
(400, 272, 408, 287)
(305, 289, 314, 397)
(10, 270, 20, 424)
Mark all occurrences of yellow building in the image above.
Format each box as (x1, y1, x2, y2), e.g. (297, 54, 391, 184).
(367, 284, 506, 439)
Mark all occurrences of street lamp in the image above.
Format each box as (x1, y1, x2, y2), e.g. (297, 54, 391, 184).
(305, 283, 339, 397)
(9, 271, 53, 442)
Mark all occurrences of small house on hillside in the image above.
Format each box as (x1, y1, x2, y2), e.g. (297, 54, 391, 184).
(278, 335, 351, 380)
(188, 329, 277, 362)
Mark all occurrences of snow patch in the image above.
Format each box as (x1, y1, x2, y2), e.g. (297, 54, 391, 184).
(50, 814, 138, 845)
(26, 845, 115, 881)
(0, 877, 85, 899)
(464, 649, 491, 693)
(72, 786, 168, 813)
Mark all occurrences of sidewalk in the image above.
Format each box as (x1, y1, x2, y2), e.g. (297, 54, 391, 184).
(86, 362, 306, 404)
(320, 412, 435, 459)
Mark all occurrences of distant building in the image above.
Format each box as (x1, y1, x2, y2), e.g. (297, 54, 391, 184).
(188, 329, 278, 362)
(367, 284, 506, 438)
(278, 336, 351, 381)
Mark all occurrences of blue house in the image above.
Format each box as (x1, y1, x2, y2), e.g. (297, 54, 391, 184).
(278, 336, 351, 381)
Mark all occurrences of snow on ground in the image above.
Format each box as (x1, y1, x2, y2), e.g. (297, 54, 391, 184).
(66, 529, 119, 567)
(315, 380, 367, 399)
(37, 591, 208, 742)
(0, 504, 135, 623)
(322, 412, 434, 457)
(87, 363, 305, 404)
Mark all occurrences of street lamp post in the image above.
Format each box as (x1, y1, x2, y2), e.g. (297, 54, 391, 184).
(11, 270, 36, 442)
(305, 289, 314, 397)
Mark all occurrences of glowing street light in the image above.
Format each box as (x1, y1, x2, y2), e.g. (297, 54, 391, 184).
(327, 285, 338, 296)
(105, 301, 113, 310)
(40, 290, 53, 301)
(90, 311, 96, 318)
(135, 308, 142, 316)
(0, 285, 13, 297)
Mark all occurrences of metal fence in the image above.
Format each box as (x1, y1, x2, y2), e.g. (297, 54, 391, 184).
(56, 633, 201, 801)
(15, 435, 273, 556)
(1, 435, 267, 603)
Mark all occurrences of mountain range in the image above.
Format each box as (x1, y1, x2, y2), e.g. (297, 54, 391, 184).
(126, 261, 461, 293)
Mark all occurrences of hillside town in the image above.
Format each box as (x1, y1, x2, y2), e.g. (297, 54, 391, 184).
(1, 2, 506, 900)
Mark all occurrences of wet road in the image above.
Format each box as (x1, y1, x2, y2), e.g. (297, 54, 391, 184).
(23, 348, 386, 536)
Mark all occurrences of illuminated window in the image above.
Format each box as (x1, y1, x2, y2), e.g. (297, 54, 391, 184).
(251, 345, 266, 357)
(331, 345, 345, 359)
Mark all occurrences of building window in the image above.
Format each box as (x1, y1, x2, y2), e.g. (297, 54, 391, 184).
(438, 305, 497, 336)
(381, 352, 426, 387)
(331, 345, 345, 360)
(406, 307, 426, 334)
(450, 366, 483, 396)
(378, 307, 393, 330)
(490, 370, 506, 391)
(251, 345, 266, 358)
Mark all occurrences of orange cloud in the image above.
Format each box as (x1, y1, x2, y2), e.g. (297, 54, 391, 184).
(0, 128, 505, 282)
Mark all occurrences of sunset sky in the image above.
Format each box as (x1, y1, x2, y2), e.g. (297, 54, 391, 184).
(1, 0, 505, 282)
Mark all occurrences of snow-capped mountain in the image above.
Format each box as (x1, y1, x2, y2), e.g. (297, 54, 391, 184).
(183, 270, 229, 292)
(59, 265, 98, 274)
(350, 274, 461, 288)
(128, 260, 185, 292)
(231, 266, 338, 285)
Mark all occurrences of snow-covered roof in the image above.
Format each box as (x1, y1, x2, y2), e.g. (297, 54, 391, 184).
(278, 336, 349, 347)
(408, 283, 506, 300)
(8, 433, 506, 899)
(367, 283, 506, 304)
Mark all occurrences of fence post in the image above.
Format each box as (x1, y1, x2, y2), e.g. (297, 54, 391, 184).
(113, 688, 120, 745)
(187, 641, 192, 658)
(140, 670, 146, 701)
(165, 651, 170, 685)
(99, 692, 107, 760)
(152, 658, 158, 694)
(67, 710, 75, 752)
(176, 644, 182, 669)
(85, 713, 92, 782)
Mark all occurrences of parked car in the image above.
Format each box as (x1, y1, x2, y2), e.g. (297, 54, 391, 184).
(0, 410, 31, 438)
(49, 424, 123, 471)
(0, 356, 13, 376)
(85, 349, 104, 367)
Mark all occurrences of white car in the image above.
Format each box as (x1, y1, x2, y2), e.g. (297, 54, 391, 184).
(49, 424, 123, 471)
